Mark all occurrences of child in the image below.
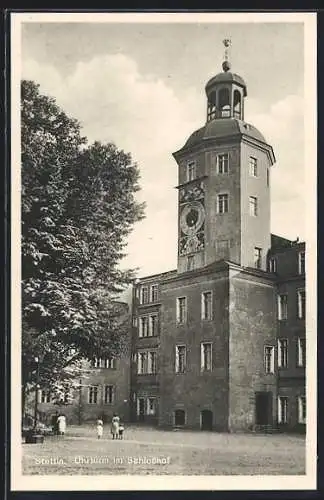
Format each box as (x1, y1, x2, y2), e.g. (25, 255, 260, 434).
(96, 417, 103, 439)
(118, 423, 125, 440)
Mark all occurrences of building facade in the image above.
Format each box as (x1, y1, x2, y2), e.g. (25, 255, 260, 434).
(130, 47, 306, 433)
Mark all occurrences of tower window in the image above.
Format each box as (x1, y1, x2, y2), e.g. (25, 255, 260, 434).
(217, 153, 229, 174)
(254, 247, 262, 269)
(297, 289, 306, 319)
(249, 196, 258, 216)
(298, 251, 305, 275)
(207, 91, 217, 121)
(278, 338, 288, 368)
(175, 345, 186, 373)
(186, 161, 196, 182)
(249, 157, 258, 177)
(218, 88, 231, 118)
(278, 294, 288, 320)
(233, 89, 242, 119)
(217, 194, 229, 214)
(264, 346, 275, 374)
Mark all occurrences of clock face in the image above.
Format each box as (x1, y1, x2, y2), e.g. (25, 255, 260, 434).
(180, 202, 205, 236)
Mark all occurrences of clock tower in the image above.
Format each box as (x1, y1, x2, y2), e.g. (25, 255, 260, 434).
(173, 40, 275, 273)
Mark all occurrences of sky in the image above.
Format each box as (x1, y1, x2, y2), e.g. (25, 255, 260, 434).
(20, 18, 306, 278)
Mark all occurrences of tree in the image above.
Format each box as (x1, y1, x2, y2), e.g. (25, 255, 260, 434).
(21, 80, 145, 410)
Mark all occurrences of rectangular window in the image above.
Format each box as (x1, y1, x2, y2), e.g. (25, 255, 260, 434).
(217, 193, 229, 214)
(88, 386, 99, 404)
(278, 294, 288, 320)
(264, 346, 275, 374)
(201, 342, 212, 372)
(269, 257, 277, 273)
(40, 390, 51, 404)
(148, 351, 157, 374)
(254, 247, 262, 269)
(139, 316, 149, 337)
(278, 339, 288, 368)
(217, 153, 229, 174)
(201, 291, 213, 320)
(176, 297, 187, 324)
(298, 251, 305, 275)
(278, 396, 288, 424)
(187, 161, 196, 182)
(140, 286, 149, 305)
(105, 358, 116, 369)
(298, 396, 306, 424)
(175, 345, 186, 373)
(147, 397, 156, 415)
(297, 337, 306, 367)
(150, 284, 159, 302)
(249, 196, 258, 216)
(132, 316, 138, 327)
(149, 314, 158, 337)
(137, 351, 148, 374)
(297, 289, 306, 319)
(104, 385, 114, 404)
(249, 156, 258, 177)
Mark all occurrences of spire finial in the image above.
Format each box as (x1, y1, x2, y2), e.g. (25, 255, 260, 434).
(222, 38, 231, 72)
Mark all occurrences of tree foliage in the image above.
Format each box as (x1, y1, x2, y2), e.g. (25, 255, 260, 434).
(21, 80, 145, 401)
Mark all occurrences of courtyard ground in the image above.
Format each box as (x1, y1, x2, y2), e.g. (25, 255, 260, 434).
(22, 424, 306, 475)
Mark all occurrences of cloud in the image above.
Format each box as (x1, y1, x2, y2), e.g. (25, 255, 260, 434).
(22, 54, 305, 275)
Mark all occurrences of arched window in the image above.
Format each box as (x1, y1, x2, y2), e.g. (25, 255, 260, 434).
(218, 88, 231, 118)
(233, 90, 242, 119)
(207, 91, 216, 121)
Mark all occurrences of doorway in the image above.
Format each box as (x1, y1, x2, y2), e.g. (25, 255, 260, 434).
(138, 398, 145, 422)
(174, 409, 185, 426)
(201, 410, 213, 431)
(255, 391, 273, 425)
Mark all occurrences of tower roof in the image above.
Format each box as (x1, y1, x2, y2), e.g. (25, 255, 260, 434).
(205, 72, 247, 96)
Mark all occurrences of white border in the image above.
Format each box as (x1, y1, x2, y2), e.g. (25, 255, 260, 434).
(10, 11, 317, 492)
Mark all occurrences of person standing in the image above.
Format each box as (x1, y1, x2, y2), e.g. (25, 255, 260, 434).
(110, 414, 120, 440)
(96, 417, 104, 439)
(57, 413, 66, 435)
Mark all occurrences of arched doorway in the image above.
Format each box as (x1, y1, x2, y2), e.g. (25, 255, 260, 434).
(201, 410, 213, 431)
(174, 409, 186, 426)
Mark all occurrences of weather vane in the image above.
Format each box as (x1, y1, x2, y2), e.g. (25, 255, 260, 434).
(222, 38, 232, 72)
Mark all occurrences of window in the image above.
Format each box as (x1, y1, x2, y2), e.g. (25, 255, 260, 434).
(297, 289, 306, 319)
(201, 292, 212, 320)
(298, 251, 305, 274)
(150, 284, 159, 302)
(88, 386, 99, 404)
(147, 397, 156, 415)
(278, 396, 288, 424)
(278, 294, 288, 320)
(150, 314, 158, 336)
(187, 255, 194, 271)
(175, 345, 186, 373)
(297, 338, 306, 367)
(105, 358, 116, 369)
(137, 352, 148, 374)
(264, 346, 275, 374)
(140, 286, 149, 305)
(298, 396, 306, 424)
(217, 153, 229, 174)
(254, 247, 262, 269)
(249, 157, 258, 177)
(217, 193, 229, 214)
(187, 161, 196, 182)
(249, 196, 258, 216)
(278, 339, 288, 368)
(201, 342, 212, 372)
(137, 351, 157, 374)
(104, 385, 114, 404)
(139, 316, 149, 337)
(40, 390, 51, 403)
(176, 297, 187, 324)
(269, 257, 277, 273)
(148, 351, 157, 374)
(132, 317, 138, 327)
